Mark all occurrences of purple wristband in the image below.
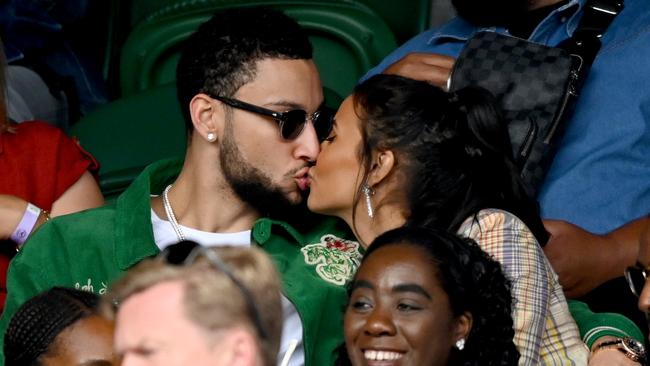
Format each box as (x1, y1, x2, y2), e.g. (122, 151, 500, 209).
(10, 203, 41, 245)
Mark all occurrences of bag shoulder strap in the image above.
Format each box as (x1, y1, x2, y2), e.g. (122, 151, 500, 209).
(560, 0, 624, 80)
(574, 0, 623, 38)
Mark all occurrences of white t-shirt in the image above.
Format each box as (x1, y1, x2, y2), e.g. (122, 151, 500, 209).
(151, 209, 305, 366)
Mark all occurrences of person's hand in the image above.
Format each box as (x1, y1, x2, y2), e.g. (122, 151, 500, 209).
(0, 194, 29, 240)
(383, 53, 456, 90)
(543, 220, 625, 298)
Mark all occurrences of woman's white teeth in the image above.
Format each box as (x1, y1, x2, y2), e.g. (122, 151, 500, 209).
(364, 350, 404, 361)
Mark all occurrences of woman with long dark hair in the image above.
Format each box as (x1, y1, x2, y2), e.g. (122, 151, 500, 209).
(308, 74, 588, 364)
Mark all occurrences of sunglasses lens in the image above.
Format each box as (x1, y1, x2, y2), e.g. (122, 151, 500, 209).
(280, 110, 308, 139)
(313, 108, 334, 142)
(626, 267, 647, 296)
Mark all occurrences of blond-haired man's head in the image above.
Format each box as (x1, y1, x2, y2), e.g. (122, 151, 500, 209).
(102, 244, 282, 366)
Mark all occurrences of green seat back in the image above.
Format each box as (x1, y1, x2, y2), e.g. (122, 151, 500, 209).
(351, 0, 431, 44)
(119, 1, 397, 106)
(128, 0, 430, 45)
(70, 85, 186, 200)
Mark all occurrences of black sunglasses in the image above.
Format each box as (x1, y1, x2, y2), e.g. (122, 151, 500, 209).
(625, 261, 650, 297)
(162, 241, 268, 340)
(210, 94, 334, 142)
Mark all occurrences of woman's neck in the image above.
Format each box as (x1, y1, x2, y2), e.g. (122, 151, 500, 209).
(350, 203, 408, 248)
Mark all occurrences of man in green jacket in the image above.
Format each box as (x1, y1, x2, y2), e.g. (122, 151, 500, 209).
(0, 7, 361, 366)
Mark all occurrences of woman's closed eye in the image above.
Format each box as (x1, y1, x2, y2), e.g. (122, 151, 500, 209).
(349, 295, 373, 312)
(396, 300, 424, 312)
(323, 133, 336, 142)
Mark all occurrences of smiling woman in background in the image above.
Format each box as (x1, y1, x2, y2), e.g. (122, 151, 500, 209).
(343, 227, 518, 366)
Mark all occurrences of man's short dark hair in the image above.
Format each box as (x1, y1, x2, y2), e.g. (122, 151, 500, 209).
(176, 6, 313, 134)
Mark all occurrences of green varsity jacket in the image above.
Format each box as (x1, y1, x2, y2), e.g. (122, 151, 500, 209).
(0, 159, 362, 366)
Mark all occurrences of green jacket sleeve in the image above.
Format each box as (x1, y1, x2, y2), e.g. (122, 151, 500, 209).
(0, 221, 69, 365)
(569, 299, 644, 349)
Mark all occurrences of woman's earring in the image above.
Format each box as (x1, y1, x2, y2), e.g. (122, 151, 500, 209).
(455, 338, 465, 351)
(207, 132, 216, 142)
(363, 184, 375, 218)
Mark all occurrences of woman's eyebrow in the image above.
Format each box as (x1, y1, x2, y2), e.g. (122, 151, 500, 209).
(350, 279, 374, 291)
(392, 283, 432, 300)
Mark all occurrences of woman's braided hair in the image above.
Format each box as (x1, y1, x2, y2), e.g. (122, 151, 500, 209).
(4, 287, 100, 366)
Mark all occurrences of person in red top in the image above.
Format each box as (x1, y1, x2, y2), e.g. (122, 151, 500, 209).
(0, 39, 104, 310)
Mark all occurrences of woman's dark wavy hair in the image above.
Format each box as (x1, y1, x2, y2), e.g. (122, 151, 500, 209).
(362, 226, 519, 366)
(352, 74, 548, 244)
(4, 287, 101, 366)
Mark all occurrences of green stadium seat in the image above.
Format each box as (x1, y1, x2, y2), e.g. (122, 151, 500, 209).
(351, 0, 432, 44)
(70, 84, 186, 200)
(119, 1, 397, 107)
(127, 0, 430, 45)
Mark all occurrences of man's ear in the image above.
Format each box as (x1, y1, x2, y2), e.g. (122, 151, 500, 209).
(221, 328, 259, 366)
(189, 93, 224, 143)
(366, 150, 395, 187)
(453, 311, 473, 344)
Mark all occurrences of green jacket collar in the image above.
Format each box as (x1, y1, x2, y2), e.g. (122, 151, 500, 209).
(111, 158, 334, 269)
(114, 159, 181, 270)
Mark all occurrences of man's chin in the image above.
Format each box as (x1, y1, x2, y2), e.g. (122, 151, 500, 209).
(287, 187, 309, 205)
(266, 197, 311, 222)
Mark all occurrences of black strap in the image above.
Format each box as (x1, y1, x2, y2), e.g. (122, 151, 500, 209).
(575, 0, 624, 38)
(558, 0, 623, 92)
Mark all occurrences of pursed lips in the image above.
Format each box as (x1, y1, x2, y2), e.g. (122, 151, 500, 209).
(294, 166, 312, 191)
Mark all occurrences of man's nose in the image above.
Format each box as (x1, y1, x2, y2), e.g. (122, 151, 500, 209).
(293, 121, 320, 162)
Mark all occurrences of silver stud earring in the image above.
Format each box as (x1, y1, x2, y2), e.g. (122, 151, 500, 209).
(207, 132, 216, 142)
(455, 338, 465, 350)
(362, 184, 374, 218)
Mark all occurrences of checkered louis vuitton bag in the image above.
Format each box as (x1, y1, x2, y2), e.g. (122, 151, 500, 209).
(448, 0, 623, 197)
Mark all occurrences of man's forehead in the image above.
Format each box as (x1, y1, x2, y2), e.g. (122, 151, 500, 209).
(119, 280, 185, 316)
(235, 58, 323, 107)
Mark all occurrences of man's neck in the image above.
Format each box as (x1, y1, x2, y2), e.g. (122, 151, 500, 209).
(151, 150, 259, 234)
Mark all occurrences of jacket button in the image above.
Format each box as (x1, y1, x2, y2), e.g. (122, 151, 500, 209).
(253, 219, 272, 244)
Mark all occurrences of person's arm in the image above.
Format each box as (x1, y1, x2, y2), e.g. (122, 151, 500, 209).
(570, 300, 645, 365)
(543, 216, 649, 299)
(589, 344, 644, 366)
(464, 211, 550, 365)
(0, 195, 49, 241)
(382, 53, 455, 89)
(570, 300, 644, 348)
(50, 171, 104, 216)
(1, 171, 104, 242)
